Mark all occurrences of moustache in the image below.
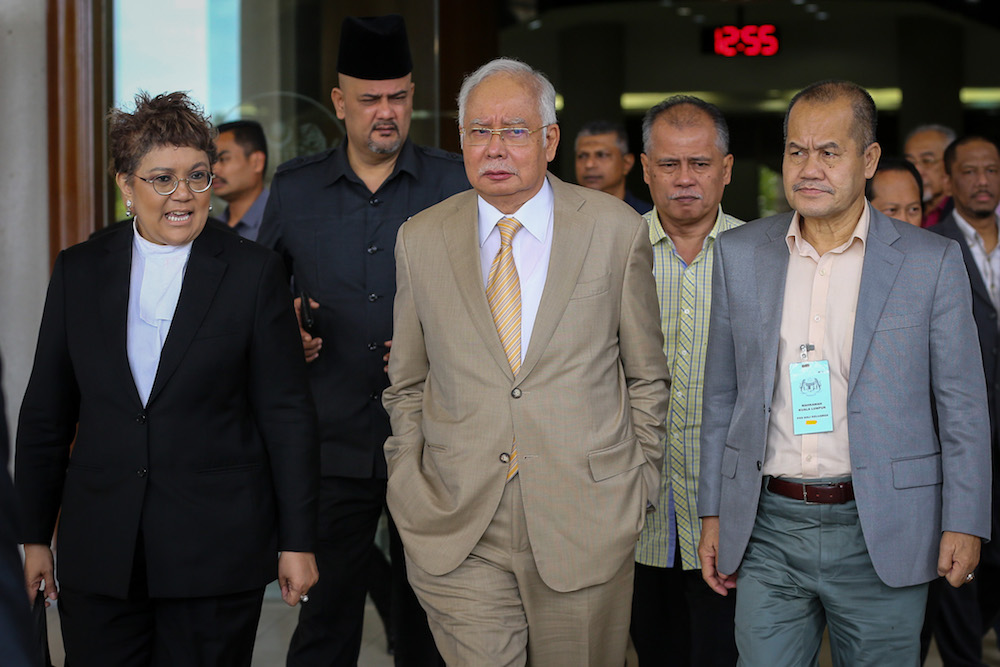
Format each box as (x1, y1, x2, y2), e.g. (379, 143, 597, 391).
(372, 121, 399, 133)
(479, 161, 520, 177)
(668, 190, 703, 201)
(792, 181, 834, 194)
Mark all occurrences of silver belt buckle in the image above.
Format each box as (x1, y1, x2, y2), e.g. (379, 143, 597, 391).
(802, 483, 819, 505)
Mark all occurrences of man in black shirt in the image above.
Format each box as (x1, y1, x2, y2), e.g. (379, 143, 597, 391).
(258, 14, 468, 667)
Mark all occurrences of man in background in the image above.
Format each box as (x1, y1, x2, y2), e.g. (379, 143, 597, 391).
(929, 135, 1000, 666)
(866, 157, 923, 227)
(213, 120, 268, 241)
(575, 120, 649, 213)
(258, 14, 468, 667)
(631, 95, 741, 665)
(904, 124, 955, 227)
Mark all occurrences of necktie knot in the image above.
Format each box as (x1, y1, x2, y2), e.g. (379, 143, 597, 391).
(497, 217, 522, 247)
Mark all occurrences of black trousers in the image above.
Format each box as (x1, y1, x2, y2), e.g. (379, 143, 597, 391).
(630, 545, 739, 666)
(286, 476, 442, 667)
(58, 541, 265, 667)
(926, 552, 1000, 667)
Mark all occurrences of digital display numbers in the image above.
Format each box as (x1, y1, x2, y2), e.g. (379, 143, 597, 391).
(705, 24, 780, 57)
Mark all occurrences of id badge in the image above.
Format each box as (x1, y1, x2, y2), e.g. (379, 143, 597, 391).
(789, 360, 834, 435)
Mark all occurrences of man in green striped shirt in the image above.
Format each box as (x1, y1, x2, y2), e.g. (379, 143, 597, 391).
(631, 96, 743, 665)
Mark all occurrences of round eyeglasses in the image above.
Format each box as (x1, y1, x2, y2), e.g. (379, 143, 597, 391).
(136, 170, 213, 196)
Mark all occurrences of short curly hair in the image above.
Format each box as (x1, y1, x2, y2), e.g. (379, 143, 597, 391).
(108, 91, 217, 178)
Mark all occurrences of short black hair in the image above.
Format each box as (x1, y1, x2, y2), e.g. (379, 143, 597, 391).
(865, 157, 923, 203)
(576, 120, 630, 154)
(642, 95, 729, 155)
(217, 119, 269, 174)
(784, 80, 877, 153)
(943, 135, 1000, 176)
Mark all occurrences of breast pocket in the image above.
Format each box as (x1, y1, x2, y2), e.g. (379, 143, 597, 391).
(875, 312, 924, 332)
(570, 274, 610, 300)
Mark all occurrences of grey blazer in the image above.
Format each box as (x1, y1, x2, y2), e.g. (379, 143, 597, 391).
(697, 206, 992, 588)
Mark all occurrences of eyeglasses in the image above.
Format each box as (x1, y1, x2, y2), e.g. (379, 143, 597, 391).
(462, 126, 548, 147)
(136, 170, 213, 195)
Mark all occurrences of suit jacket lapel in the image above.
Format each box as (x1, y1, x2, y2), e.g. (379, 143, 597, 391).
(518, 175, 593, 380)
(755, 215, 792, 410)
(98, 227, 143, 407)
(146, 229, 227, 405)
(936, 216, 992, 307)
(442, 194, 517, 380)
(848, 209, 903, 396)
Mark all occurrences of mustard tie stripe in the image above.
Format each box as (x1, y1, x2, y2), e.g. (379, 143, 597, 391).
(486, 217, 523, 481)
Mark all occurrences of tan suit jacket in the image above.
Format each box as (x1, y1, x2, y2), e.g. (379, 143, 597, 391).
(383, 174, 669, 592)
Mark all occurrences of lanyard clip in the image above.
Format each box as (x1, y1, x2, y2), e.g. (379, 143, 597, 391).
(799, 343, 815, 360)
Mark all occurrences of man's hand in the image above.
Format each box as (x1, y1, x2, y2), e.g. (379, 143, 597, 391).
(938, 531, 981, 588)
(383, 340, 392, 373)
(23, 544, 57, 606)
(293, 296, 322, 363)
(278, 551, 319, 606)
(699, 516, 737, 595)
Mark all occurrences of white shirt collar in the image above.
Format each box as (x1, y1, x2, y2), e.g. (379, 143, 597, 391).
(952, 209, 1000, 250)
(477, 178, 554, 247)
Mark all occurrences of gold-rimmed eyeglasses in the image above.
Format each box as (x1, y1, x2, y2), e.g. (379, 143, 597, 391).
(461, 126, 548, 147)
(136, 170, 213, 196)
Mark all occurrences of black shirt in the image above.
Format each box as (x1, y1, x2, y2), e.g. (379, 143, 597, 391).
(258, 138, 469, 478)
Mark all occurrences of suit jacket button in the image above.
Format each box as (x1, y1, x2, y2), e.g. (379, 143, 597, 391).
(136, 412, 146, 424)
(511, 388, 522, 399)
(368, 293, 379, 302)
(757, 461, 762, 471)
(499, 453, 510, 463)
(367, 244, 379, 255)
(137, 468, 147, 477)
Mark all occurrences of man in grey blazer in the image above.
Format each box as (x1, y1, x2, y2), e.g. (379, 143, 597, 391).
(383, 58, 669, 665)
(697, 80, 991, 665)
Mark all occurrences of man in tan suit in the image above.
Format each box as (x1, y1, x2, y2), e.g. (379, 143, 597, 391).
(382, 57, 669, 665)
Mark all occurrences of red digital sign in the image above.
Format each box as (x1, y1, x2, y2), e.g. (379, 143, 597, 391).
(711, 24, 779, 57)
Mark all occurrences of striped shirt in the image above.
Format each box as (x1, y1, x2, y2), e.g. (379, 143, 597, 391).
(636, 205, 744, 570)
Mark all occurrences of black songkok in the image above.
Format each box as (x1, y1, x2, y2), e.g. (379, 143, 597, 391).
(337, 15, 413, 80)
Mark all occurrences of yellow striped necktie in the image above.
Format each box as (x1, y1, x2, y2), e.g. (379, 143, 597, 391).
(486, 216, 522, 481)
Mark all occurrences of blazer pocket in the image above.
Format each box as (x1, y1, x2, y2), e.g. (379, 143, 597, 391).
(875, 313, 923, 332)
(891, 453, 942, 489)
(588, 436, 646, 482)
(721, 445, 739, 479)
(570, 274, 610, 300)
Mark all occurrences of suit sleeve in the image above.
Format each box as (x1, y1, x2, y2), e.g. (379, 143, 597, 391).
(698, 236, 738, 518)
(381, 224, 428, 477)
(15, 252, 80, 544)
(618, 216, 670, 506)
(930, 239, 992, 539)
(248, 251, 319, 552)
(0, 355, 36, 666)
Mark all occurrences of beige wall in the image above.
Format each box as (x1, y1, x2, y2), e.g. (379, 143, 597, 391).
(0, 0, 49, 464)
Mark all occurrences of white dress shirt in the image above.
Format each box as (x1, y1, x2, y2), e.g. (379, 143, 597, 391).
(953, 210, 1000, 319)
(127, 221, 193, 405)
(477, 179, 554, 365)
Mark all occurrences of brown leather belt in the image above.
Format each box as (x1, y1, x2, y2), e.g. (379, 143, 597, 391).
(766, 477, 855, 504)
